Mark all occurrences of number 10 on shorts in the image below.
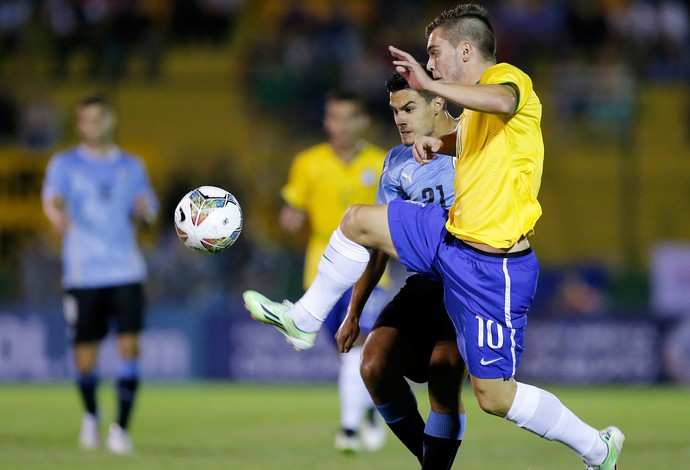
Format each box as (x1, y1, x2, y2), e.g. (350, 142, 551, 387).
(476, 315, 504, 349)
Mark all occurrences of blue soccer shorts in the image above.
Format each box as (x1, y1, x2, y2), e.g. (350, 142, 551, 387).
(323, 286, 389, 347)
(388, 198, 539, 379)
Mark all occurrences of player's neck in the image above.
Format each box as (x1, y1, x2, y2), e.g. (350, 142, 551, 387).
(331, 139, 364, 162)
(82, 141, 114, 158)
(435, 111, 459, 136)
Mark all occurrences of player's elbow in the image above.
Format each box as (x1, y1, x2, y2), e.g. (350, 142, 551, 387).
(491, 95, 516, 115)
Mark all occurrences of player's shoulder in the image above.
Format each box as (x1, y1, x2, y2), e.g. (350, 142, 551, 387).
(482, 62, 531, 84)
(294, 142, 331, 161)
(382, 144, 414, 178)
(385, 144, 411, 163)
(363, 142, 388, 159)
(117, 148, 142, 163)
(47, 146, 80, 168)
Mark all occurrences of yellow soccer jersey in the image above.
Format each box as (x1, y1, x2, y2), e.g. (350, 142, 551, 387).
(282, 142, 389, 289)
(447, 62, 544, 248)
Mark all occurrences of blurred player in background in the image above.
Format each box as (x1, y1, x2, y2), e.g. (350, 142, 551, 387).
(42, 95, 159, 455)
(335, 72, 467, 469)
(275, 90, 388, 453)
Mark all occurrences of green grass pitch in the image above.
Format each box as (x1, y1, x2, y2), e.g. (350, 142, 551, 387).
(0, 382, 687, 469)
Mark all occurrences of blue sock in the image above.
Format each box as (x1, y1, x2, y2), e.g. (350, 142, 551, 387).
(77, 373, 99, 416)
(375, 388, 424, 462)
(425, 411, 466, 440)
(422, 413, 466, 469)
(375, 387, 418, 424)
(116, 360, 140, 429)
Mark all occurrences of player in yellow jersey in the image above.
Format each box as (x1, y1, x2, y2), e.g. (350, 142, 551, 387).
(276, 90, 388, 453)
(245, 4, 624, 469)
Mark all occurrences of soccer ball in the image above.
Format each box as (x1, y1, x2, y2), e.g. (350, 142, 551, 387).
(174, 186, 243, 254)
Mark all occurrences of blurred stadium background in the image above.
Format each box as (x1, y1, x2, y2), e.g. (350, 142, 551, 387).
(0, 0, 689, 468)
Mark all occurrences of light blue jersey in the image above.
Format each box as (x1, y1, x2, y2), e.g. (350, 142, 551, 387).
(42, 145, 159, 289)
(376, 144, 455, 209)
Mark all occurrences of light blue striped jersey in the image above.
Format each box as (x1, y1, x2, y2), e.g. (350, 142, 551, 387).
(376, 144, 455, 209)
(42, 144, 159, 289)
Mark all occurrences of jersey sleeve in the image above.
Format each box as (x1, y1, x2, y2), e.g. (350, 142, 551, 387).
(375, 148, 404, 204)
(41, 153, 68, 201)
(132, 157, 160, 214)
(482, 63, 533, 114)
(281, 152, 311, 210)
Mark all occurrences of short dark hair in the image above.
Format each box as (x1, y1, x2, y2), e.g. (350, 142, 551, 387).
(325, 89, 369, 115)
(78, 94, 110, 108)
(426, 3, 496, 61)
(384, 73, 436, 103)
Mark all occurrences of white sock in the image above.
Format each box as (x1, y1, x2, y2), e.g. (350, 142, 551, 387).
(505, 382, 605, 463)
(339, 346, 374, 431)
(292, 228, 370, 332)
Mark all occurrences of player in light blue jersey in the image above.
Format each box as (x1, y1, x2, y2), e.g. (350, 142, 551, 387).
(334, 73, 466, 469)
(42, 95, 158, 455)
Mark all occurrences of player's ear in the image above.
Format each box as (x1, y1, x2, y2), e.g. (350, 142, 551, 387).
(433, 96, 444, 115)
(460, 41, 472, 62)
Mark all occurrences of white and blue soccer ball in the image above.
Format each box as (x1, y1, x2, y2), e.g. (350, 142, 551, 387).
(174, 185, 243, 254)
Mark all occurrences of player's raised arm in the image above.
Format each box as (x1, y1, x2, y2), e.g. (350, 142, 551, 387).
(390, 42, 518, 116)
(389, 46, 435, 92)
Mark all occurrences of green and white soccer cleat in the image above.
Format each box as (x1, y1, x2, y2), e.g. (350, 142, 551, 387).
(585, 426, 625, 470)
(242, 290, 317, 351)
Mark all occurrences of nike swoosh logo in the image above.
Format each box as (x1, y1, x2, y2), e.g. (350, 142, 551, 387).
(480, 357, 502, 366)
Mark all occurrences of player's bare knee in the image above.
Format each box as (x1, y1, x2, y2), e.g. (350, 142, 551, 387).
(360, 351, 385, 387)
(472, 382, 513, 417)
(340, 205, 366, 242)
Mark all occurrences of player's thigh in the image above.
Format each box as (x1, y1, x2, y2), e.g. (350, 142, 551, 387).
(341, 204, 396, 257)
(361, 326, 409, 381)
(369, 274, 444, 383)
(111, 283, 145, 335)
(439, 244, 538, 380)
(64, 287, 109, 344)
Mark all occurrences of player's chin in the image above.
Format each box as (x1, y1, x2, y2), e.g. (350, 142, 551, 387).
(400, 135, 414, 146)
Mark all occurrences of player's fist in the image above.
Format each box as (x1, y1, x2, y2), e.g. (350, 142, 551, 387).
(413, 136, 443, 165)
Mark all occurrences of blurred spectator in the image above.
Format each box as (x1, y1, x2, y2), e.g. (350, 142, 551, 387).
(0, 81, 19, 145)
(170, 0, 241, 45)
(564, 0, 610, 61)
(608, 0, 690, 79)
(0, 0, 33, 60)
(43, 0, 82, 79)
(20, 88, 61, 150)
(42, 0, 170, 82)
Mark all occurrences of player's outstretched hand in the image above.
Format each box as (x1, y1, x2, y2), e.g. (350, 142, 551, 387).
(389, 45, 433, 92)
(413, 135, 443, 165)
(336, 312, 361, 353)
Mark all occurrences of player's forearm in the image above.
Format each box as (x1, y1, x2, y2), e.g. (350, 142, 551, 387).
(427, 81, 516, 115)
(349, 249, 389, 317)
(42, 198, 66, 232)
